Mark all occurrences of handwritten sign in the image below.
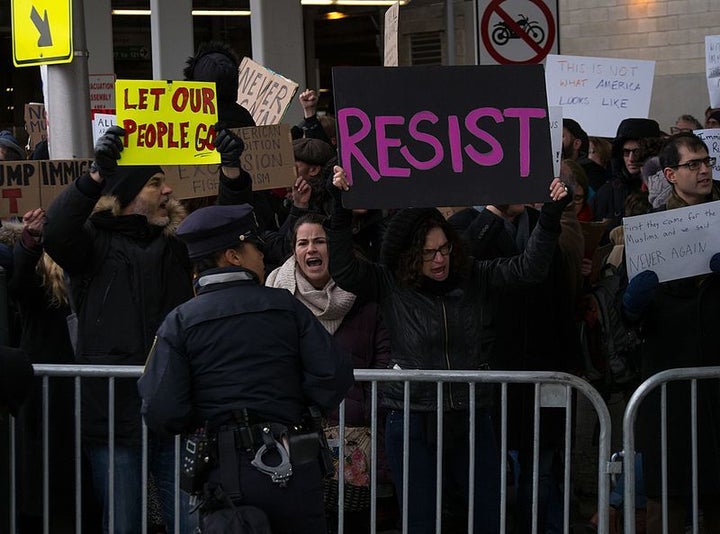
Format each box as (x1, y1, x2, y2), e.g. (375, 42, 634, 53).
(623, 200, 720, 282)
(24, 103, 47, 153)
(0, 159, 93, 218)
(92, 113, 117, 145)
(384, 2, 399, 67)
(116, 79, 220, 165)
(706, 36, 720, 109)
(237, 58, 299, 126)
(548, 106, 562, 178)
(333, 65, 553, 209)
(545, 54, 655, 138)
(165, 124, 296, 198)
(692, 128, 720, 180)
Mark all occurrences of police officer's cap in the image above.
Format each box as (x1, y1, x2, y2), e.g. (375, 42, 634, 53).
(177, 204, 262, 259)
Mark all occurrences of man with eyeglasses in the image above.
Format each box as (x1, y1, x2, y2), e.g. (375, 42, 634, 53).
(591, 118, 661, 231)
(621, 131, 720, 534)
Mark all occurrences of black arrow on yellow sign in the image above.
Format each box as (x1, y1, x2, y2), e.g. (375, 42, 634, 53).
(30, 6, 53, 48)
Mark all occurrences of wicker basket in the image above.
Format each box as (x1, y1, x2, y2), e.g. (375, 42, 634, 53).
(323, 478, 371, 513)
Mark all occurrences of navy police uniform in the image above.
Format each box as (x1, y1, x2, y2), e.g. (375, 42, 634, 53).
(138, 204, 354, 534)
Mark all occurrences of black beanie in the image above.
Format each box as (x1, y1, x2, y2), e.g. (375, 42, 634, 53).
(104, 165, 163, 208)
(184, 42, 239, 104)
(0, 346, 34, 417)
(380, 208, 445, 273)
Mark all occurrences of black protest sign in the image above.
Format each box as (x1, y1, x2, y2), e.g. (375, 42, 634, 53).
(332, 65, 553, 209)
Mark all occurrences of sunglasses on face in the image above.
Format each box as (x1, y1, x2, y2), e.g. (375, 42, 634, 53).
(623, 148, 640, 158)
(422, 243, 453, 261)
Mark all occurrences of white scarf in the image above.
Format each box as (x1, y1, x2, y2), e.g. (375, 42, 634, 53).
(266, 256, 356, 334)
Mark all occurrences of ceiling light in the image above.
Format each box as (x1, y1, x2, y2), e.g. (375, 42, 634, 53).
(111, 9, 250, 16)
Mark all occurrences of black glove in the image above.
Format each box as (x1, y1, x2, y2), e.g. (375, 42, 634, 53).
(214, 123, 244, 168)
(93, 126, 125, 178)
(539, 182, 573, 231)
(623, 270, 659, 319)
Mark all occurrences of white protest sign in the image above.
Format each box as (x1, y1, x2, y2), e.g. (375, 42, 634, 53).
(706, 36, 720, 109)
(549, 105, 562, 178)
(545, 54, 655, 138)
(692, 128, 720, 180)
(624, 200, 720, 283)
(384, 2, 400, 67)
(92, 113, 117, 145)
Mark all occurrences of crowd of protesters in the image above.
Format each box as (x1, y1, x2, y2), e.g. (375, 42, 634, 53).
(1, 40, 720, 534)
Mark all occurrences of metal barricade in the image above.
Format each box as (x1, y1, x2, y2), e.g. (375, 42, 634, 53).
(622, 366, 720, 534)
(4, 365, 614, 534)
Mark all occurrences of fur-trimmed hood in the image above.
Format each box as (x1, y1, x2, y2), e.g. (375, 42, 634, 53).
(91, 196, 187, 236)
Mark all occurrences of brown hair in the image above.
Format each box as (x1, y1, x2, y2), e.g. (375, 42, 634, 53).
(588, 137, 612, 168)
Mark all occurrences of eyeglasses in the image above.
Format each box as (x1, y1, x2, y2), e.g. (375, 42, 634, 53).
(670, 126, 693, 134)
(671, 156, 716, 171)
(422, 242, 453, 261)
(623, 148, 640, 158)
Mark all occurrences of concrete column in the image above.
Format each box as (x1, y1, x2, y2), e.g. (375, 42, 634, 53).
(46, 0, 93, 159)
(249, 0, 307, 123)
(84, 0, 114, 75)
(150, 0, 194, 80)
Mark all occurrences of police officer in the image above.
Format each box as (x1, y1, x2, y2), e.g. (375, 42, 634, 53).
(138, 204, 354, 534)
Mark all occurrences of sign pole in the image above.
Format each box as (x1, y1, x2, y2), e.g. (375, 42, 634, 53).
(46, 0, 93, 159)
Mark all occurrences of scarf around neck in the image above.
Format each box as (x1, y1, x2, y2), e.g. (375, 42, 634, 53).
(266, 256, 356, 334)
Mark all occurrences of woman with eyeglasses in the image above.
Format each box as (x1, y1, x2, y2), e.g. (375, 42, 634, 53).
(325, 166, 570, 534)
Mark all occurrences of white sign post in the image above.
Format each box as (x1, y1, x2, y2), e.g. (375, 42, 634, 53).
(384, 2, 399, 67)
(624, 200, 720, 283)
(544, 54, 655, 138)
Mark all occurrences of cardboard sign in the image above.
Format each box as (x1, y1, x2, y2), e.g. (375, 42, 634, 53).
(384, 3, 400, 67)
(164, 124, 296, 199)
(545, 54, 655, 138)
(0, 159, 93, 218)
(706, 36, 720, 109)
(692, 128, 720, 180)
(116, 79, 220, 165)
(24, 103, 47, 153)
(237, 58, 299, 126)
(623, 200, 720, 282)
(332, 65, 553, 209)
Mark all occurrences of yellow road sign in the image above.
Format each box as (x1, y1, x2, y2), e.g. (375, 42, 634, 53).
(11, 0, 73, 67)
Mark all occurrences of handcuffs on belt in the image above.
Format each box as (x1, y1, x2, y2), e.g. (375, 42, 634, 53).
(250, 425, 293, 487)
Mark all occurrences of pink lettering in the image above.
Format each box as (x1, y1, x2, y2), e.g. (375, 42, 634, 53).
(464, 108, 504, 167)
(375, 116, 409, 178)
(448, 115, 463, 172)
(503, 107, 546, 177)
(337, 107, 381, 183)
(400, 111, 443, 170)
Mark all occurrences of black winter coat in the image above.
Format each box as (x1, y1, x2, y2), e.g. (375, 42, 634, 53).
(635, 273, 720, 497)
(138, 267, 354, 435)
(327, 216, 559, 412)
(43, 175, 193, 444)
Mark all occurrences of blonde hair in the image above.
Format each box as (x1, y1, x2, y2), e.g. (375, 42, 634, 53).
(37, 253, 69, 307)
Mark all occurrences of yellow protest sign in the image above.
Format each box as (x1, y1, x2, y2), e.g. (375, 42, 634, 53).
(116, 80, 220, 166)
(12, 0, 72, 67)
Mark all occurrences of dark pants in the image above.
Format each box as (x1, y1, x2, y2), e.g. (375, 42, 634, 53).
(515, 447, 563, 534)
(207, 449, 327, 534)
(384, 408, 501, 534)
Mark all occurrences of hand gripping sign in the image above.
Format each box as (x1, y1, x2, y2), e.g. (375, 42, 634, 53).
(116, 79, 220, 166)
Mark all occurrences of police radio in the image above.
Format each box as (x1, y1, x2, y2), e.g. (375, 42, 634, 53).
(180, 425, 213, 494)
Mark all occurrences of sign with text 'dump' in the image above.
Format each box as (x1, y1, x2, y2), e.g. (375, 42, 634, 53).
(332, 65, 553, 209)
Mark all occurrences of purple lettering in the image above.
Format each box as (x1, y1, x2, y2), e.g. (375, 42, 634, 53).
(337, 107, 380, 183)
(504, 107, 546, 177)
(448, 115, 463, 173)
(464, 108, 503, 167)
(400, 112, 443, 170)
(375, 116, 409, 177)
